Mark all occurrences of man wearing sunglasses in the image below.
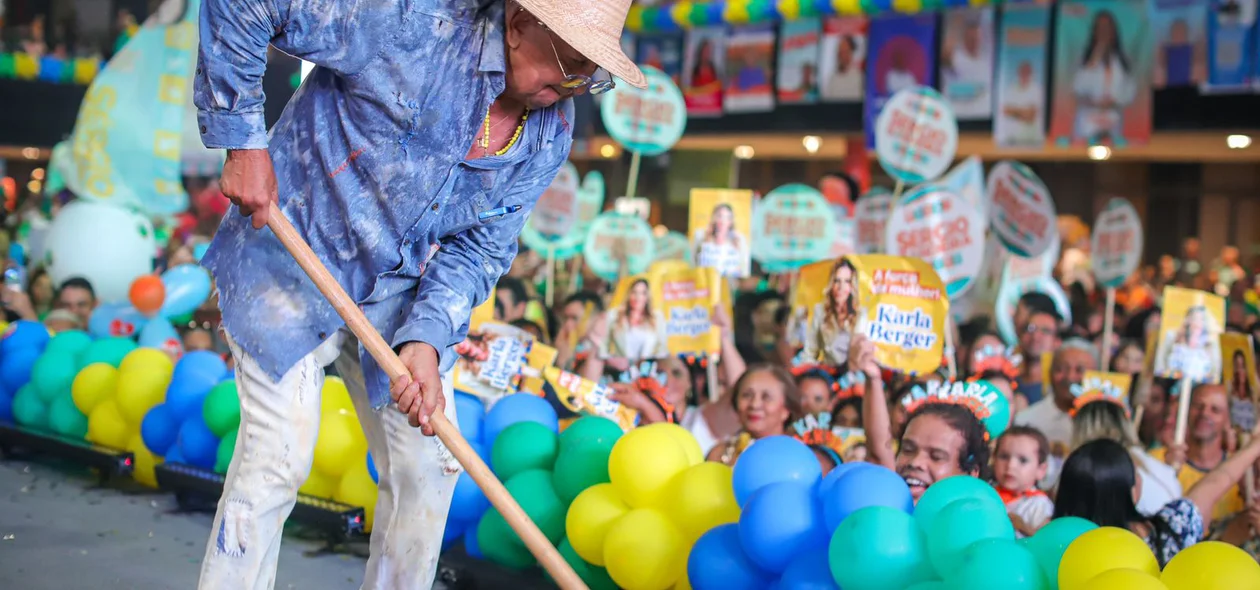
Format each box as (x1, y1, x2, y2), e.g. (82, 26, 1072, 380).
(193, 0, 643, 586)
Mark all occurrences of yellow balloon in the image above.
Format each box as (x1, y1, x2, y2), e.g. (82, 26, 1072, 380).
(321, 376, 356, 416)
(1081, 569, 1168, 590)
(608, 426, 691, 508)
(566, 483, 632, 566)
(72, 363, 118, 415)
(669, 1, 693, 29)
(776, 0, 801, 21)
(831, 0, 862, 15)
(72, 57, 98, 85)
(14, 53, 37, 80)
(662, 462, 740, 542)
(127, 433, 160, 488)
(87, 399, 131, 450)
(603, 508, 685, 590)
(1058, 527, 1159, 590)
(1161, 541, 1260, 590)
(642, 422, 703, 466)
(300, 470, 339, 499)
(313, 410, 368, 479)
(335, 463, 379, 532)
(722, 0, 750, 25)
(117, 349, 175, 425)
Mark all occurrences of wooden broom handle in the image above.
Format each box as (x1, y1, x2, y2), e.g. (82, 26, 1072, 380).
(266, 204, 586, 590)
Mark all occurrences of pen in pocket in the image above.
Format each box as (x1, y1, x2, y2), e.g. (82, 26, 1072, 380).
(478, 205, 521, 221)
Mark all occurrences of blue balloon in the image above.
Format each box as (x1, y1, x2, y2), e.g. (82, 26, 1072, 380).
(159, 264, 213, 318)
(732, 435, 822, 507)
(739, 481, 829, 574)
(88, 302, 149, 339)
(821, 463, 913, 532)
(483, 393, 558, 444)
(1, 348, 41, 392)
(2, 320, 50, 355)
(779, 549, 839, 590)
(450, 470, 490, 522)
(164, 446, 186, 464)
(173, 350, 229, 387)
(367, 452, 379, 484)
(455, 392, 486, 444)
(177, 415, 220, 470)
(139, 318, 183, 354)
(464, 518, 483, 558)
(165, 351, 228, 420)
(689, 523, 776, 590)
(38, 56, 64, 82)
(141, 403, 180, 456)
(0, 388, 13, 422)
(817, 461, 875, 499)
(442, 518, 467, 551)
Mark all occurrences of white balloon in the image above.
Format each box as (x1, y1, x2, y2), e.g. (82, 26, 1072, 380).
(46, 200, 155, 303)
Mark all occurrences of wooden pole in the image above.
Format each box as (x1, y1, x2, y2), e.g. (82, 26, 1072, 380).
(1100, 287, 1116, 367)
(1172, 375, 1194, 470)
(266, 204, 586, 590)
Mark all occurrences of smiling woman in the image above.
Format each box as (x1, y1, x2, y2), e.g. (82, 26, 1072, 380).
(706, 364, 802, 466)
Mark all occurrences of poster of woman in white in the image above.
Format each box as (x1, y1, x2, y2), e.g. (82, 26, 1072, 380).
(994, 4, 1050, 147)
(818, 17, 868, 102)
(941, 8, 995, 120)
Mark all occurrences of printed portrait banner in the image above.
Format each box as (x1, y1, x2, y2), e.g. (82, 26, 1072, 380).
(1152, 0, 1208, 88)
(1090, 197, 1144, 289)
(1071, 371, 1133, 412)
(724, 25, 776, 114)
(819, 16, 868, 103)
(601, 65, 687, 156)
(1221, 332, 1259, 430)
(854, 187, 895, 254)
(752, 183, 837, 269)
(993, 3, 1051, 148)
(928, 156, 987, 218)
(583, 212, 657, 281)
(689, 188, 754, 279)
(848, 254, 949, 375)
(987, 160, 1057, 258)
(1049, 0, 1154, 147)
(683, 27, 727, 117)
(994, 275, 1073, 346)
(874, 86, 959, 184)
(864, 14, 939, 149)
(637, 34, 685, 86)
(884, 187, 986, 299)
(777, 18, 823, 105)
(1205, 0, 1257, 91)
(453, 321, 557, 403)
(786, 259, 835, 348)
(1154, 286, 1226, 383)
(609, 267, 722, 355)
(941, 7, 996, 121)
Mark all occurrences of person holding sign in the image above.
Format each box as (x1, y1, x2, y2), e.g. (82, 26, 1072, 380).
(801, 258, 861, 368)
(1155, 303, 1223, 383)
(596, 278, 669, 364)
(1151, 384, 1247, 525)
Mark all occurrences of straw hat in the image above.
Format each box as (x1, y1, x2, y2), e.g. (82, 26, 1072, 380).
(515, 0, 647, 89)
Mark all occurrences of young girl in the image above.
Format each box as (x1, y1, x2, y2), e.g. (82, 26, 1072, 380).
(992, 426, 1053, 537)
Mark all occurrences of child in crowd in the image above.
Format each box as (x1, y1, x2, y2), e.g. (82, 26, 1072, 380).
(992, 425, 1054, 537)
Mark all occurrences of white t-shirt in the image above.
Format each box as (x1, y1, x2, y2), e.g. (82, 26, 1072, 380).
(1014, 397, 1073, 488)
(1008, 493, 1055, 538)
(997, 82, 1043, 145)
(1132, 449, 1184, 517)
(683, 406, 719, 457)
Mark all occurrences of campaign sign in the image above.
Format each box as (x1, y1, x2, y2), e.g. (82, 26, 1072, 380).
(582, 212, 657, 281)
(752, 183, 836, 269)
(1090, 197, 1143, 289)
(848, 254, 949, 375)
(601, 65, 686, 156)
(854, 187, 895, 255)
(987, 161, 1056, 258)
(884, 186, 986, 299)
(874, 86, 959, 184)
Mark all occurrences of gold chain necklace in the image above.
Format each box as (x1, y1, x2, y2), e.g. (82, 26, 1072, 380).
(481, 107, 530, 156)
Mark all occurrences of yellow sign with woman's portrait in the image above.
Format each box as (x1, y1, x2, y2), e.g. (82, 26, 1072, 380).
(846, 254, 949, 376)
(607, 266, 723, 358)
(1221, 332, 1258, 430)
(1154, 287, 1225, 383)
(689, 188, 753, 279)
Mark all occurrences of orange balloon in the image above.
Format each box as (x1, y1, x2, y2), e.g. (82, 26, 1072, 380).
(129, 275, 166, 315)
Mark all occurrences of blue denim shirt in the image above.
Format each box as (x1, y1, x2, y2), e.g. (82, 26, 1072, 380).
(195, 0, 573, 408)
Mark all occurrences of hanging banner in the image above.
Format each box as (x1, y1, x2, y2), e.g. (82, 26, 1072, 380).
(1091, 198, 1144, 289)
(847, 254, 949, 375)
(600, 65, 686, 156)
(637, 34, 685, 87)
(683, 27, 726, 117)
(1205, 0, 1257, 92)
(724, 25, 776, 114)
(777, 18, 823, 104)
(583, 212, 657, 281)
(864, 15, 939, 149)
(1152, 0, 1208, 88)
(854, 187, 894, 255)
(819, 16, 868, 103)
(751, 184, 837, 270)
(1154, 287, 1226, 383)
(995, 275, 1073, 346)
(689, 188, 753, 279)
(874, 86, 959, 185)
(994, 3, 1051, 148)
(941, 7, 996, 121)
(986, 161, 1057, 258)
(1049, 0, 1154, 147)
(884, 187, 986, 299)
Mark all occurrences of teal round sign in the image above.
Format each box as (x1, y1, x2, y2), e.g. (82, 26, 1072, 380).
(751, 183, 835, 270)
(600, 65, 686, 157)
(582, 213, 656, 281)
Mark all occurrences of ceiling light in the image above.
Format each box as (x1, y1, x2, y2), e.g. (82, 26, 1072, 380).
(599, 144, 617, 159)
(734, 145, 755, 160)
(31, 168, 45, 181)
(1227, 134, 1252, 149)
(26, 180, 41, 193)
(802, 135, 822, 154)
(1087, 145, 1111, 161)
(21, 147, 39, 160)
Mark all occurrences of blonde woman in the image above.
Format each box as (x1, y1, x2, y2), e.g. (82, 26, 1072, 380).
(1155, 305, 1222, 383)
(600, 278, 669, 363)
(693, 203, 749, 278)
(802, 258, 860, 367)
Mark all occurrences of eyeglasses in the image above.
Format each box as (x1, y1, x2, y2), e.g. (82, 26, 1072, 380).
(538, 21, 615, 95)
(1025, 324, 1057, 337)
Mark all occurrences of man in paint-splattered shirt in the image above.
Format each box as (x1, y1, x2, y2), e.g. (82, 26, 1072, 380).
(194, 0, 644, 585)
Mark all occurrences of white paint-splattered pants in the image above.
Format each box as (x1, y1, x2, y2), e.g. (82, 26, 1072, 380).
(199, 330, 460, 590)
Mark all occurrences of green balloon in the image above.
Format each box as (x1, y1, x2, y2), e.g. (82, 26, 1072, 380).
(203, 380, 241, 438)
(0, 53, 15, 79)
(167, 312, 195, 327)
(905, 582, 948, 590)
(12, 385, 50, 430)
(506, 469, 566, 544)
(47, 394, 88, 439)
(491, 422, 559, 481)
(31, 351, 79, 403)
(913, 475, 1005, 535)
(215, 430, 238, 474)
(476, 509, 536, 569)
(1022, 517, 1097, 589)
(927, 499, 1015, 575)
(945, 539, 1048, 590)
(79, 338, 138, 370)
(558, 415, 624, 452)
(551, 439, 615, 504)
(45, 330, 92, 362)
(553, 538, 619, 590)
(830, 506, 935, 590)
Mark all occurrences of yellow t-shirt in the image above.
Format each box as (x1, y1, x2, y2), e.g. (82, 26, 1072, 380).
(1149, 447, 1245, 523)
